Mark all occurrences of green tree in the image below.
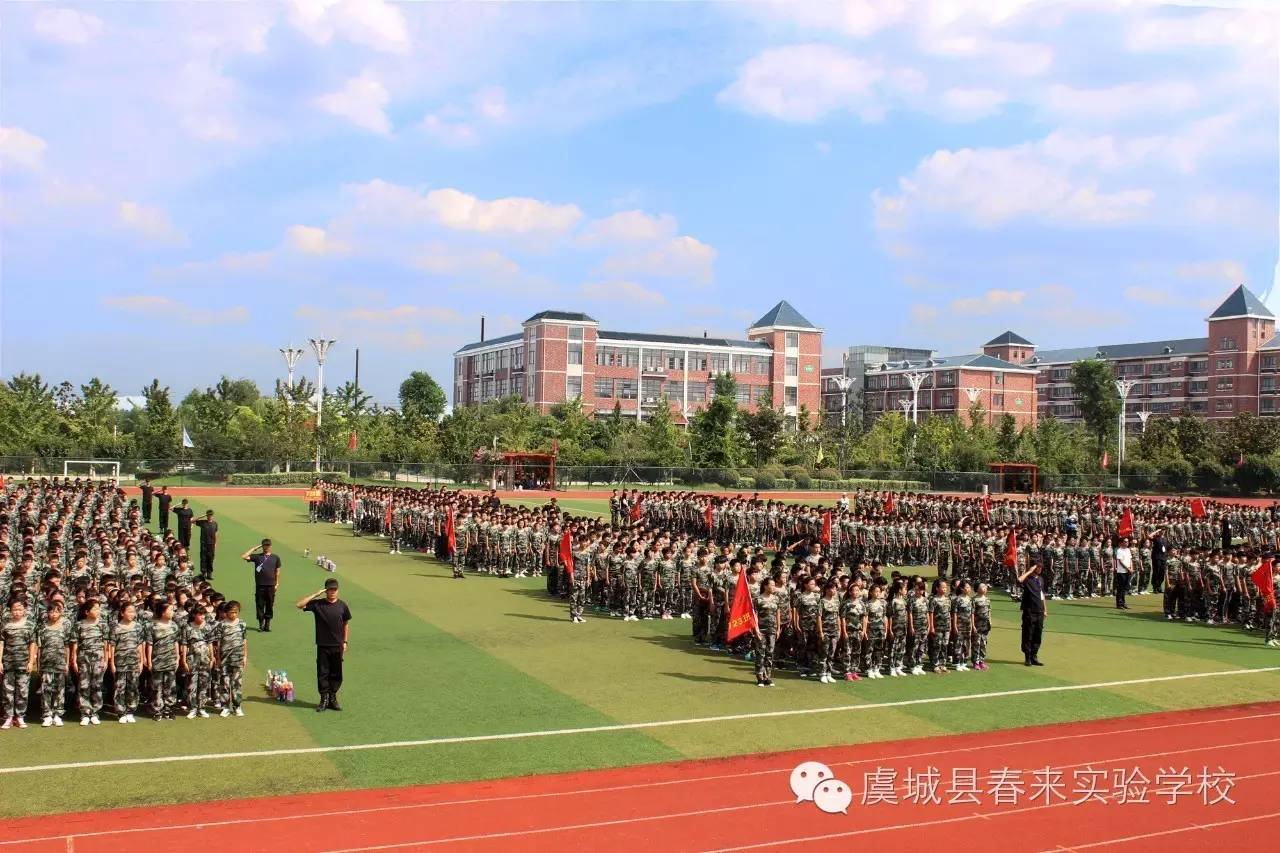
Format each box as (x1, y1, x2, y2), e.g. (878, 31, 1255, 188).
(690, 374, 742, 469)
(741, 387, 785, 466)
(995, 413, 1020, 460)
(0, 374, 66, 463)
(1069, 359, 1120, 454)
(642, 399, 684, 466)
(399, 371, 447, 422)
(334, 380, 373, 420)
(213, 377, 260, 407)
(1174, 412, 1213, 463)
(135, 380, 180, 462)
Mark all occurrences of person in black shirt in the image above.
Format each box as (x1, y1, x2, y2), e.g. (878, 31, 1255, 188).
(243, 538, 282, 632)
(173, 499, 195, 549)
(296, 578, 352, 712)
(157, 486, 173, 534)
(194, 510, 218, 579)
(1018, 561, 1047, 667)
(140, 479, 155, 524)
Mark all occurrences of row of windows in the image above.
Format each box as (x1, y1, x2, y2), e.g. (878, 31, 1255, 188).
(468, 375, 526, 402)
(594, 346, 771, 375)
(462, 347, 525, 376)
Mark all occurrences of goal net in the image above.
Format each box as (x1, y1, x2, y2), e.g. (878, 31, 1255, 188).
(63, 460, 123, 481)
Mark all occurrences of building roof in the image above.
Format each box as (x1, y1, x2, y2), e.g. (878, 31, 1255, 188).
(876, 352, 1036, 373)
(1260, 335, 1280, 351)
(1208, 284, 1272, 320)
(749, 300, 818, 330)
(597, 330, 769, 350)
(455, 332, 523, 354)
(523, 310, 598, 324)
(984, 330, 1034, 347)
(1031, 337, 1207, 365)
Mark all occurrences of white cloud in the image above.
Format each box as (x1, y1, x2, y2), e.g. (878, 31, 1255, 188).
(32, 8, 105, 45)
(578, 209, 678, 245)
(315, 71, 391, 134)
(598, 235, 718, 283)
(0, 126, 46, 170)
(952, 289, 1027, 315)
(103, 295, 249, 325)
(874, 135, 1155, 230)
(349, 181, 582, 236)
(1043, 81, 1202, 123)
(938, 87, 1008, 121)
(581, 280, 667, 306)
(1128, 8, 1278, 55)
(412, 244, 522, 279)
(153, 250, 275, 280)
(287, 0, 409, 55)
(419, 87, 509, 147)
(117, 201, 187, 246)
(1176, 260, 1247, 285)
(718, 44, 888, 123)
(285, 224, 352, 256)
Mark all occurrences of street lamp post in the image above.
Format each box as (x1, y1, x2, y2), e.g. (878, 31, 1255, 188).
(280, 346, 305, 389)
(1115, 378, 1137, 488)
(309, 338, 336, 473)
(832, 375, 855, 428)
(904, 371, 928, 424)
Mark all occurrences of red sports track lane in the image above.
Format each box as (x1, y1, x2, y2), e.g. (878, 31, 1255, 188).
(2, 702, 1277, 853)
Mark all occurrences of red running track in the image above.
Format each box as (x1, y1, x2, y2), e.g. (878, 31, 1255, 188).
(2, 702, 1277, 852)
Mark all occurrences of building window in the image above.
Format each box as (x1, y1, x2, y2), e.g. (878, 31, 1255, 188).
(1051, 368, 1069, 381)
(595, 378, 614, 398)
(1217, 377, 1234, 390)
(664, 381, 685, 399)
(1148, 363, 1168, 375)
(1220, 337, 1237, 351)
(755, 356, 770, 374)
(708, 354, 729, 373)
(1263, 355, 1280, 370)
(1148, 382, 1165, 395)
(1264, 398, 1276, 413)
(566, 376, 582, 400)
(751, 385, 769, 403)
(939, 394, 954, 408)
(733, 355, 754, 373)
(992, 393, 1005, 407)
(513, 375, 524, 397)
(687, 383, 706, 402)
(938, 371, 956, 387)
(785, 357, 798, 377)
(618, 380, 637, 399)
(1217, 358, 1234, 370)
(569, 327, 584, 341)
(1189, 380, 1208, 394)
(568, 342, 583, 365)
(994, 372, 1004, 386)
(512, 348, 524, 369)
(1188, 359, 1207, 374)
(1262, 377, 1276, 393)
(1216, 399, 1234, 412)
(689, 352, 708, 371)
(668, 352, 685, 371)
(735, 385, 750, 405)
(497, 349, 509, 370)
(482, 378, 494, 400)
(641, 378, 663, 400)
(784, 386, 798, 406)
(785, 332, 799, 348)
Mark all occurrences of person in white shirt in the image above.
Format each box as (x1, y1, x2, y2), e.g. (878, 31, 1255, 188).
(1114, 538, 1133, 610)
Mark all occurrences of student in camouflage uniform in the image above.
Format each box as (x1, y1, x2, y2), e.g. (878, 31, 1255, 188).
(181, 606, 214, 717)
(640, 548, 660, 619)
(887, 578, 909, 677)
(951, 580, 974, 672)
(816, 580, 841, 683)
(971, 583, 992, 671)
(928, 579, 952, 675)
(864, 582, 888, 679)
(657, 547, 678, 619)
(2, 599, 37, 729)
(1266, 561, 1280, 646)
(108, 602, 144, 724)
(753, 576, 781, 686)
(839, 578, 867, 681)
(214, 601, 249, 717)
(709, 557, 731, 648)
(147, 601, 181, 720)
(37, 600, 71, 726)
(569, 540, 591, 624)
(908, 576, 929, 675)
(793, 576, 821, 678)
(71, 599, 107, 725)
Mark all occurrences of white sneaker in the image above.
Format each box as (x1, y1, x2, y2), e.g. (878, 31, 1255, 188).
(90, 715, 100, 725)
(41, 717, 53, 728)
(3, 718, 15, 730)
(187, 709, 198, 719)
(220, 708, 231, 718)
(14, 718, 27, 729)
(199, 709, 210, 718)
(53, 716, 63, 727)
(119, 715, 130, 725)
(234, 708, 245, 717)
(79, 717, 90, 727)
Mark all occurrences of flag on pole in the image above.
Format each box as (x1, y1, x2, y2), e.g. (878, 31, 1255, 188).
(982, 494, 991, 523)
(725, 567, 757, 642)
(1251, 558, 1276, 613)
(815, 445, 825, 466)
(821, 510, 832, 545)
(1190, 498, 1206, 519)
(1101, 450, 1110, 470)
(444, 509, 456, 556)
(1003, 531, 1018, 568)
(884, 493, 895, 514)
(559, 529, 574, 579)
(1237, 451, 1246, 468)
(1118, 507, 1134, 538)
(348, 430, 359, 452)
(181, 427, 194, 449)
(1096, 494, 1106, 513)
(703, 504, 714, 534)
(630, 493, 644, 522)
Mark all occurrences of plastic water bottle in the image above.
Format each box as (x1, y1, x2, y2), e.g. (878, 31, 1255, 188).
(304, 547, 311, 558)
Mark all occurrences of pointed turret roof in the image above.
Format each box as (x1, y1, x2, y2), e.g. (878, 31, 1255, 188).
(749, 300, 818, 331)
(1208, 285, 1272, 320)
(983, 331, 1034, 347)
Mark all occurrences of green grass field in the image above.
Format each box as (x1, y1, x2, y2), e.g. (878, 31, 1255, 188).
(3, 494, 1278, 819)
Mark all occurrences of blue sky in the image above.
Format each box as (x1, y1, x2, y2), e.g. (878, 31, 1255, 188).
(1, 1, 1277, 404)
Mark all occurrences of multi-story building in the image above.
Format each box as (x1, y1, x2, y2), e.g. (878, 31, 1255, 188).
(821, 343, 936, 425)
(1012, 285, 1275, 423)
(453, 300, 823, 426)
(862, 347, 1040, 427)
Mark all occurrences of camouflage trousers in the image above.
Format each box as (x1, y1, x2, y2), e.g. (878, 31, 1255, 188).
(222, 663, 244, 710)
(569, 577, 588, 620)
(1267, 608, 1280, 643)
(819, 633, 840, 678)
(153, 669, 177, 713)
(188, 665, 213, 710)
(929, 632, 949, 669)
(3, 668, 30, 718)
(866, 630, 886, 674)
(951, 630, 971, 667)
(40, 671, 66, 718)
(77, 656, 106, 716)
(754, 630, 776, 682)
(622, 584, 640, 619)
(888, 631, 907, 670)
(113, 664, 140, 714)
(692, 597, 710, 644)
(972, 629, 989, 665)
(909, 632, 927, 669)
(839, 634, 864, 677)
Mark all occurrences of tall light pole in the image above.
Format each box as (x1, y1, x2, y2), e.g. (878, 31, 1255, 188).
(904, 371, 928, 424)
(1115, 378, 1136, 488)
(832, 375, 855, 428)
(1136, 409, 1151, 433)
(309, 338, 336, 472)
(280, 346, 305, 389)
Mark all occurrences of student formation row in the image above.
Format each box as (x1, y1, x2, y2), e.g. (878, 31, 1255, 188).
(1, 478, 250, 731)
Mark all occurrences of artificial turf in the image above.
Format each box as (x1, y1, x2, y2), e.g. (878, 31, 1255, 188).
(2, 494, 1278, 818)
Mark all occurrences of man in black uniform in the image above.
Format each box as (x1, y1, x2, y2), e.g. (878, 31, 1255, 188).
(1018, 561, 1047, 666)
(173, 498, 195, 549)
(296, 578, 352, 712)
(157, 486, 173, 534)
(194, 509, 218, 579)
(242, 538, 282, 632)
(1151, 528, 1168, 593)
(140, 479, 155, 525)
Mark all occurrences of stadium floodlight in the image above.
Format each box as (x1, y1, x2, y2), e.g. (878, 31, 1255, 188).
(309, 338, 337, 472)
(280, 346, 306, 389)
(831, 375, 854, 428)
(1115, 378, 1137, 488)
(903, 371, 928, 424)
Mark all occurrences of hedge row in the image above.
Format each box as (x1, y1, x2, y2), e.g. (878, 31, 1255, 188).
(226, 472, 349, 486)
(732, 476, 928, 493)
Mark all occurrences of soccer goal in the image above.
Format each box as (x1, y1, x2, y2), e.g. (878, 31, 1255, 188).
(63, 460, 123, 481)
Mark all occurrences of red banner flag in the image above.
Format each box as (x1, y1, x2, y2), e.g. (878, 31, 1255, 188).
(1096, 494, 1106, 513)
(884, 493, 895, 514)
(1003, 531, 1018, 568)
(384, 503, 393, 530)
(1101, 450, 1110, 471)
(347, 430, 359, 451)
(1118, 507, 1134, 538)
(821, 510, 832, 545)
(703, 504, 714, 532)
(444, 509, 456, 556)
(982, 494, 991, 523)
(1190, 498, 1206, 519)
(559, 530, 574, 579)
(1251, 559, 1275, 613)
(629, 494, 644, 522)
(725, 567, 757, 642)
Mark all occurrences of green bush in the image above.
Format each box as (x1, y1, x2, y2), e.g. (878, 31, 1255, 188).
(775, 477, 796, 490)
(1124, 459, 1159, 491)
(784, 466, 807, 482)
(735, 477, 755, 490)
(753, 471, 777, 490)
(792, 471, 813, 489)
(1160, 458, 1194, 492)
(227, 471, 348, 486)
(1235, 456, 1277, 495)
(1193, 459, 1228, 493)
(815, 467, 841, 481)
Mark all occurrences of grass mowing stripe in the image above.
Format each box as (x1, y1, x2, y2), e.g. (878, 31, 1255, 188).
(2, 664, 1276, 775)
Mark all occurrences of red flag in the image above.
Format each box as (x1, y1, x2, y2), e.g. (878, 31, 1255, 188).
(1190, 498, 1206, 519)
(347, 430, 359, 451)
(725, 567, 757, 642)
(384, 503, 393, 530)
(1096, 494, 1106, 513)
(559, 530, 574, 579)
(1118, 508, 1134, 538)
(1237, 451, 1246, 468)
(703, 504, 714, 532)
(1003, 531, 1018, 568)
(821, 511, 832, 545)
(884, 493, 895, 514)
(1101, 450, 1110, 470)
(982, 494, 991, 523)
(630, 494, 644, 522)
(1251, 558, 1275, 613)
(444, 509, 456, 556)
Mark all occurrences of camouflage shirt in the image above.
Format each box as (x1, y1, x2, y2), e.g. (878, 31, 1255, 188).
(147, 620, 180, 672)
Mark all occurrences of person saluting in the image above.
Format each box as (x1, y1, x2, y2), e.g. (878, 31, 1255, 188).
(296, 579, 351, 712)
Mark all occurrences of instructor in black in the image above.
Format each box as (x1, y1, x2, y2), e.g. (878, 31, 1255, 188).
(297, 578, 352, 712)
(243, 538, 282, 632)
(1018, 560, 1047, 666)
(140, 479, 155, 525)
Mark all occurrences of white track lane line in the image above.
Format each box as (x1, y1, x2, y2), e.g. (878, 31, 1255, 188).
(1038, 809, 1280, 852)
